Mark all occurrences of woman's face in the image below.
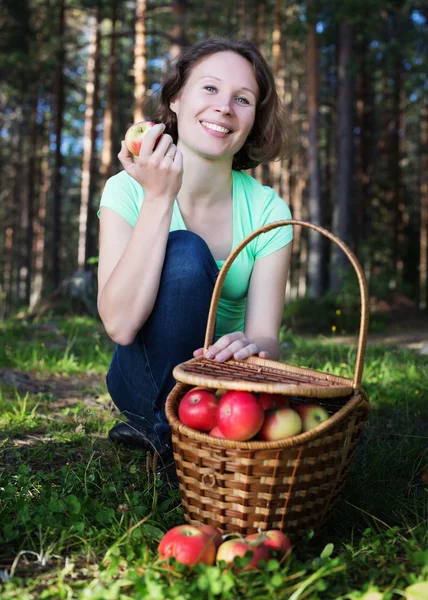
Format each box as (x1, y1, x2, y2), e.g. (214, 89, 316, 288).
(170, 51, 259, 163)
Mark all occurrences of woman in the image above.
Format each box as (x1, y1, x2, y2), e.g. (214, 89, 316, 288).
(97, 37, 293, 473)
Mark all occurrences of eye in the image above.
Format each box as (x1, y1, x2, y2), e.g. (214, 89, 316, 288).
(204, 85, 217, 93)
(236, 97, 250, 105)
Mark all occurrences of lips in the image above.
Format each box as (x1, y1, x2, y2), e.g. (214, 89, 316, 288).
(200, 120, 233, 134)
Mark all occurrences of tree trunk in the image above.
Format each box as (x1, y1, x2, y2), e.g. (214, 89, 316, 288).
(269, 0, 285, 196)
(52, 0, 66, 288)
(169, 0, 188, 63)
(390, 53, 404, 282)
(306, 5, 326, 297)
(78, 8, 101, 272)
(331, 21, 354, 293)
(420, 103, 428, 310)
(100, 0, 119, 191)
(356, 38, 372, 253)
(30, 116, 50, 311)
(133, 0, 147, 123)
(25, 80, 39, 306)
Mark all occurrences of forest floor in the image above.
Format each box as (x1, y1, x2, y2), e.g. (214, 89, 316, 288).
(0, 305, 427, 599)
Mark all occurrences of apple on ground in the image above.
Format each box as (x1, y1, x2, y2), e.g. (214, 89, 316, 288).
(258, 407, 302, 441)
(246, 530, 292, 555)
(216, 391, 264, 441)
(158, 525, 217, 566)
(258, 392, 290, 411)
(199, 524, 224, 550)
(294, 403, 330, 432)
(216, 539, 270, 570)
(178, 388, 218, 431)
(124, 120, 158, 156)
(209, 426, 226, 438)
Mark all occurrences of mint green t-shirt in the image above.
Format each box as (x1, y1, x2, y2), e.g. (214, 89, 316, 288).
(98, 169, 293, 340)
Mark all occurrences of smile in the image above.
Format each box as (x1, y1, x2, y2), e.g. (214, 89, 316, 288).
(200, 121, 232, 134)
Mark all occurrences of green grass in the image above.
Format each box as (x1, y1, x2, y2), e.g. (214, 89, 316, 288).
(0, 317, 427, 599)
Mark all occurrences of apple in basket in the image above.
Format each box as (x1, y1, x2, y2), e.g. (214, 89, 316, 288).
(209, 425, 226, 438)
(295, 403, 330, 432)
(216, 538, 270, 570)
(178, 388, 218, 431)
(216, 391, 264, 441)
(158, 525, 217, 566)
(124, 120, 159, 156)
(246, 530, 292, 556)
(257, 392, 290, 411)
(258, 407, 302, 441)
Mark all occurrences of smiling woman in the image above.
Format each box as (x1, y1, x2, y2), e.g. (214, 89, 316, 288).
(96, 36, 293, 478)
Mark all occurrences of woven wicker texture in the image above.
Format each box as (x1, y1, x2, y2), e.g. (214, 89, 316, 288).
(165, 221, 371, 538)
(166, 383, 370, 538)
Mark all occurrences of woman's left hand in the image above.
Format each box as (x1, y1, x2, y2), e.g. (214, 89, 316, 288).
(193, 332, 269, 363)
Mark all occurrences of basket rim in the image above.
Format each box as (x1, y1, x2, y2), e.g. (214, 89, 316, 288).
(165, 383, 370, 450)
(173, 355, 357, 398)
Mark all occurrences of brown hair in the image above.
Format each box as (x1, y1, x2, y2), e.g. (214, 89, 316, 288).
(156, 36, 288, 171)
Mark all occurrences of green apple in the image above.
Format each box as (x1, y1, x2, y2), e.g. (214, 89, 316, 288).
(295, 403, 330, 432)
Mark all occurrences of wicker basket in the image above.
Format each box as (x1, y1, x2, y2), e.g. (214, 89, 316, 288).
(165, 220, 370, 539)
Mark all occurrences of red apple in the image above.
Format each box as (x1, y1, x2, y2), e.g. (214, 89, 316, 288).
(124, 120, 157, 156)
(258, 393, 290, 411)
(294, 403, 330, 432)
(247, 530, 292, 555)
(216, 391, 264, 441)
(158, 525, 216, 566)
(209, 426, 226, 438)
(258, 407, 302, 441)
(199, 525, 223, 550)
(178, 388, 218, 431)
(216, 539, 270, 570)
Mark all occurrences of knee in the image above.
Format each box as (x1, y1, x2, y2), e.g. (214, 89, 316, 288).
(163, 231, 217, 284)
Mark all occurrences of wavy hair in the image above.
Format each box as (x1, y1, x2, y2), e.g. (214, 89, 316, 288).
(155, 36, 288, 171)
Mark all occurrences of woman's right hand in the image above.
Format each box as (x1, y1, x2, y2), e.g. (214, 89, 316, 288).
(117, 123, 183, 201)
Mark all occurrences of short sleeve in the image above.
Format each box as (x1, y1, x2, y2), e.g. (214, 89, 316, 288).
(97, 172, 142, 227)
(254, 188, 293, 258)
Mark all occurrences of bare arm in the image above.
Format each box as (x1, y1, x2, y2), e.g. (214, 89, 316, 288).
(193, 243, 292, 362)
(97, 124, 183, 346)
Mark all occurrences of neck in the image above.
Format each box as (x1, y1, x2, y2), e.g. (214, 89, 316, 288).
(176, 143, 234, 211)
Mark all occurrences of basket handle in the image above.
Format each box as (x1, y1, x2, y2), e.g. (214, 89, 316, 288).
(204, 219, 369, 389)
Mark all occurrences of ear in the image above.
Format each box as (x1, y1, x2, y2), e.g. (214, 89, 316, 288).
(170, 96, 180, 115)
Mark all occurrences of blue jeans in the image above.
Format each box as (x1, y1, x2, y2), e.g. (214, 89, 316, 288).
(106, 230, 219, 451)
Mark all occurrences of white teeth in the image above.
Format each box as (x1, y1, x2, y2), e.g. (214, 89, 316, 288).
(201, 121, 231, 134)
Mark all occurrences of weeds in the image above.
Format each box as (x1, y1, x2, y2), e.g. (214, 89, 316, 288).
(0, 317, 427, 599)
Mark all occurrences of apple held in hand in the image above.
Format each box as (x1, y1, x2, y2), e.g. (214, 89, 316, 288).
(216, 391, 264, 441)
(295, 403, 330, 432)
(158, 525, 217, 566)
(258, 407, 302, 441)
(124, 120, 157, 156)
(258, 392, 290, 411)
(178, 388, 218, 431)
(216, 539, 270, 570)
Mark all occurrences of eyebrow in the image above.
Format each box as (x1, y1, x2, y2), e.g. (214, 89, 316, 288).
(199, 75, 257, 97)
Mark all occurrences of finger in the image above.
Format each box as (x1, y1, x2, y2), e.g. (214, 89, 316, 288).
(151, 133, 174, 159)
(118, 140, 134, 168)
(193, 348, 204, 357)
(215, 341, 253, 363)
(139, 123, 166, 157)
(232, 343, 259, 360)
(258, 351, 269, 359)
(205, 333, 246, 358)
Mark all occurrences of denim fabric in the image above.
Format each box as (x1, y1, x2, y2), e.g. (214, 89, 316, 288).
(106, 230, 219, 451)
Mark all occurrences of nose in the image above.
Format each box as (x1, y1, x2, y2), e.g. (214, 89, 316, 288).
(214, 95, 234, 115)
